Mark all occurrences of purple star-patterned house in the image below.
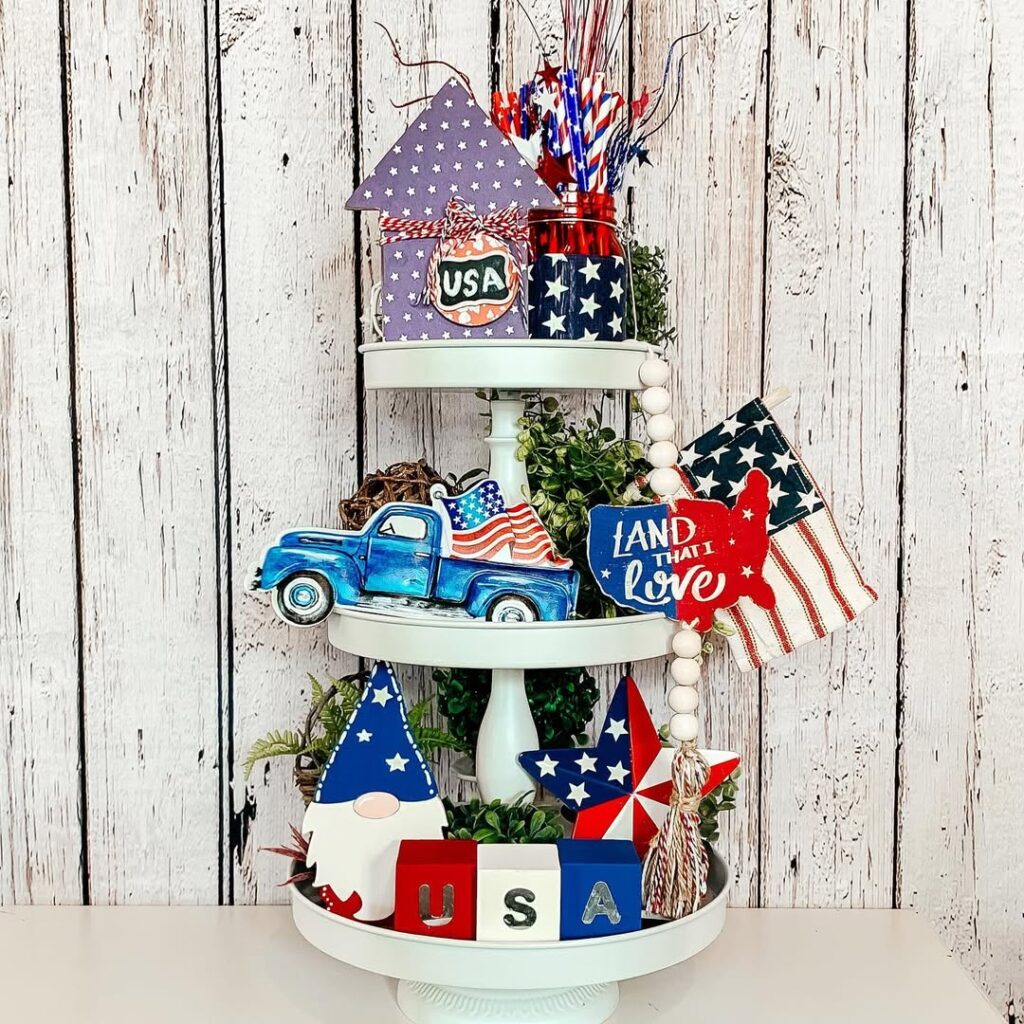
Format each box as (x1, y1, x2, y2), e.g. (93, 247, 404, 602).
(346, 78, 560, 342)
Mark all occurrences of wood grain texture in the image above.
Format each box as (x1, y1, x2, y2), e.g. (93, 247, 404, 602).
(0, 0, 82, 905)
(631, 0, 768, 908)
(219, 0, 361, 904)
(900, 1, 1024, 1015)
(66, 0, 221, 903)
(760, 0, 904, 910)
(356, 0, 496, 797)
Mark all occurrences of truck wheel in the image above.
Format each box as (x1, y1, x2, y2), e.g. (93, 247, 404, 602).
(486, 595, 537, 624)
(273, 572, 333, 626)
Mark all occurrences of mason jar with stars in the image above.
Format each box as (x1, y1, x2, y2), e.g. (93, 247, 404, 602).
(528, 185, 628, 342)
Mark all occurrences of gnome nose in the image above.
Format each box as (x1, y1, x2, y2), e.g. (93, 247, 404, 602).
(354, 791, 400, 819)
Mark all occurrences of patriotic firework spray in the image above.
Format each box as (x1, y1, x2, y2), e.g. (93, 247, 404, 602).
(491, 1, 696, 342)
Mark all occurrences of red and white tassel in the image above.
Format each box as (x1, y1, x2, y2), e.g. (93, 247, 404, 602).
(642, 740, 709, 918)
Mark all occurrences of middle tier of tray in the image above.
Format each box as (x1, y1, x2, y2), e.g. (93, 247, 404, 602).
(328, 608, 675, 669)
(360, 337, 658, 391)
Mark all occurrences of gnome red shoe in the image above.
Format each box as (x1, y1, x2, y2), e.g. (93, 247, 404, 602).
(318, 886, 362, 919)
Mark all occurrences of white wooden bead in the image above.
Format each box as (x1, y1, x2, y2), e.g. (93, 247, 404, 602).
(647, 467, 681, 497)
(671, 629, 703, 660)
(668, 685, 699, 714)
(669, 713, 699, 743)
(646, 413, 676, 443)
(670, 657, 701, 687)
(647, 440, 679, 469)
(638, 359, 671, 388)
(640, 387, 671, 416)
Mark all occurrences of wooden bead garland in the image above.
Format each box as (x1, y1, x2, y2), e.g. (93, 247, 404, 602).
(671, 629, 702, 660)
(640, 386, 671, 416)
(638, 358, 671, 388)
(646, 413, 676, 443)
(648, 466, 681, 497)
(668, 685, 699, 714)
(638, 355, 710, 920)
(670, 656, 701, 687)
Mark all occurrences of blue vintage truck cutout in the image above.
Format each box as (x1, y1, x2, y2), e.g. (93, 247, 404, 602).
(247, 503, 579, 626)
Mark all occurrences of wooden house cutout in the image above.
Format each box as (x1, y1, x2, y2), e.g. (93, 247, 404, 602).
(347, 78, 560, 342)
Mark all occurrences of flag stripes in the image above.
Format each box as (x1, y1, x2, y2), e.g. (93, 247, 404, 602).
(676, 398, 877, 672)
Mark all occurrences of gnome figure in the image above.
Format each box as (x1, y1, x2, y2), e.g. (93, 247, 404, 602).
(302, 662, 447, 922)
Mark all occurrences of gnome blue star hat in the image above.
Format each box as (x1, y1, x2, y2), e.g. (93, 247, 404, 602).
(314, 662, 439, 805)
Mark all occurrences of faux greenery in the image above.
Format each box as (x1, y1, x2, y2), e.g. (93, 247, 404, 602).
(244, 673, 461, 780)
(517, 396, 650, 618)
(699, 769, 740, 845)
(625, 241, 676, 347)
(444, 795, 565, 844)
(433, 665, 599, 754)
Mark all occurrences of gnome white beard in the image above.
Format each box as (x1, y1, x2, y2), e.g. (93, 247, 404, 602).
(303, 796, 447, 922)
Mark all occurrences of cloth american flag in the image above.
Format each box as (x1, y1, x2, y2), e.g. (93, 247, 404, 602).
(435, 479, 570, 567)
(676, 399, 876, 672)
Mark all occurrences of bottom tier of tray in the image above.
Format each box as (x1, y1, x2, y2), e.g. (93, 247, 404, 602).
(291, 849, 730, 1024)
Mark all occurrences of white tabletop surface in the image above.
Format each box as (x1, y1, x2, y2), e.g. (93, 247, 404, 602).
(0, 906, 999, 1022)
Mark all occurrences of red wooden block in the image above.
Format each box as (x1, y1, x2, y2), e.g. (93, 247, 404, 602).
(394, 839, 478, 940)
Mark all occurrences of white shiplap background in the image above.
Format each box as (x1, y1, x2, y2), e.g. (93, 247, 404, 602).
(1, 0, 1022, 1016)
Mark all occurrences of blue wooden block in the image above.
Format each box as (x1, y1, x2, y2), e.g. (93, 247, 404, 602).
(556, 839, 642, 940)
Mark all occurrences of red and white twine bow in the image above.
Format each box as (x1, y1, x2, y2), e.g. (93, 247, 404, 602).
(380, 198, 529, 320)
(379, 197, 528, 247)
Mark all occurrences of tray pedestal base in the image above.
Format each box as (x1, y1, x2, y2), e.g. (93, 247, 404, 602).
(396, 979, 619, 1024)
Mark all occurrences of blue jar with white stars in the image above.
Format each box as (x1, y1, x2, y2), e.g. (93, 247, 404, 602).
(528, 187, 628, 342)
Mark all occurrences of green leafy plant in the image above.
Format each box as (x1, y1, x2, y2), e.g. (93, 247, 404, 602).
(244, 673, 461, 781)
(444, 795, 564, 844)
(699, 769, 740, 845)
(433, 665, 599, 754)
(625, 240, 676, 347)
(517, 396, 650, 618)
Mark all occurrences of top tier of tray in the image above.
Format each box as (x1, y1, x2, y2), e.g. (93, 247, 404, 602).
(360, 338, 659, 392)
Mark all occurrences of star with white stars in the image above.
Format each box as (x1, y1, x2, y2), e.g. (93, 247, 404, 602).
(693, 470, 716, 494)
(796, 489, 821, 513)
(575, 752, 598, 774)
(543, 311, 566, 335)
(371, 687, 394, 707)
(737, 442, 760, 469)
(385, 753, 409, 772)
(607, 761, 629, 784)
(545, 278, 568, 300)
(567, 782, 590, 806)
(773, 449, 799, 474)
(578, 259, 601, 282)
(535, 754, 558, 777)
(356, 729, 372, 743)
(767, 480, 785, 506)
(719, 414, 745, 437)
(578, 293, 600, 318)
(605, 718, 628, 740)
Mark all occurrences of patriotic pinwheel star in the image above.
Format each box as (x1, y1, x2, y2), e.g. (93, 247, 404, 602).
(517, 676, 740, 858)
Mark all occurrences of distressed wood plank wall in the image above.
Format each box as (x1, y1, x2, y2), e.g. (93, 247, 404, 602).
(0, 0, 1021, 1016)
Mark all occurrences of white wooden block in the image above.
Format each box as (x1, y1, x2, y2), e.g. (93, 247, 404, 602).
(476, 845, 561, 942)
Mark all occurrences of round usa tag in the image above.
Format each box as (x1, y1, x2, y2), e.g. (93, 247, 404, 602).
(429, 231, 520, 326)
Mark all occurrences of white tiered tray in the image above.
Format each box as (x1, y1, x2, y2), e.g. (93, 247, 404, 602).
(328, 608, 676, 669)
(360, 338, 658, 391)
(292, 849, 730, 1024)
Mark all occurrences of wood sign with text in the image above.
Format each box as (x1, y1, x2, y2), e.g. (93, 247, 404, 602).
(587, 469, 776, 630)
